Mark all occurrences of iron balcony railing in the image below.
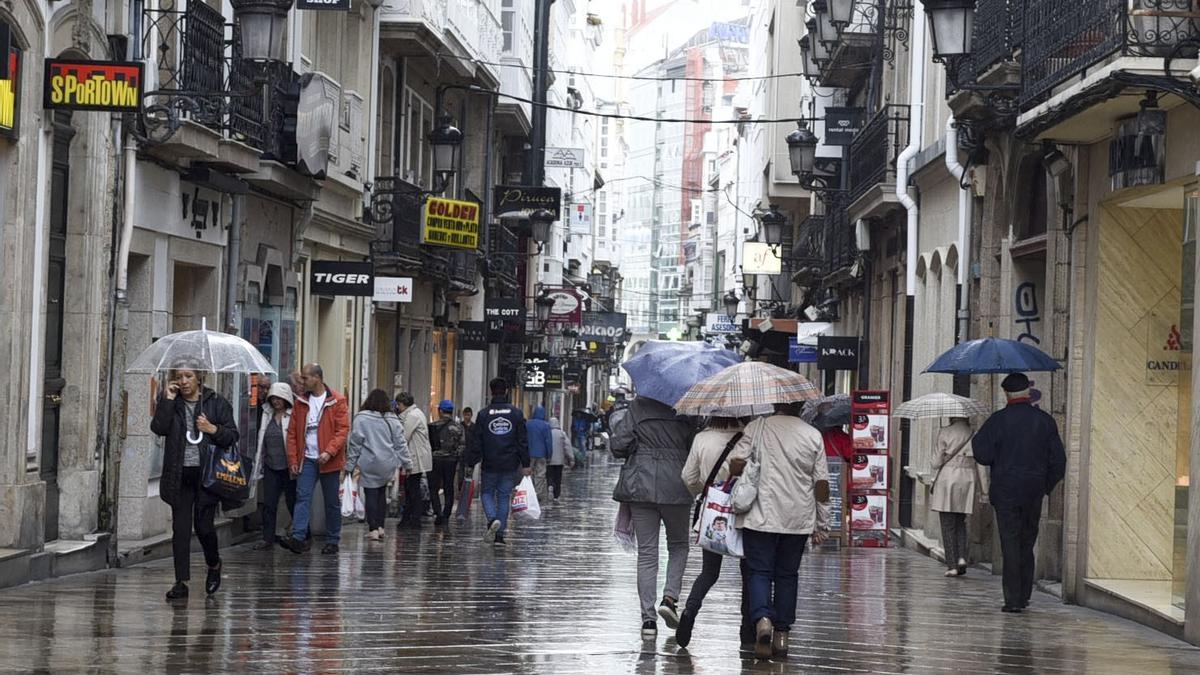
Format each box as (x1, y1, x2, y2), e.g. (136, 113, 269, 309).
(847, 104, 910, 204)
(368, 177, 425, 272)
(826, 206, 856, 273)
(791, 215, 828, 281)
(947, 0, 1023, 89)
(1021, 0, 1200, 107)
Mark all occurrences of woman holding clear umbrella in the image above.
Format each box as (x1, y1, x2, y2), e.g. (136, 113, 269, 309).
(150, 362, 239, 601)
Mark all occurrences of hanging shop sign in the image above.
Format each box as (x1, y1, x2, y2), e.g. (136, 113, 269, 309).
(522, 353, 551, 391)
(372, 276, 413, 303)
(297, 0, 351, 9)
(546, 287, 583, 326)
(421, 196, 481, 250)
(43, 58, 144, 112)
(817, 335, 860, 371)
(0, 23, 8, 80)
(485, 297, 526, 343)
(494, 185, 562, 220)
(570, 203, 593, 233)
(311, 261, 373, 296)
(564, 364, 586, 385)
(457, 321, 489, 351)
(0, 44, 19, 138)
(787, 337, 818, 364)
(545, 363, 564, 389)
(580, 311, 627, 343)
(823, 107, 865, 147)
(545, 147, 585, 169)
(741, 241, 782, 275)
(705, 313, 740, 334)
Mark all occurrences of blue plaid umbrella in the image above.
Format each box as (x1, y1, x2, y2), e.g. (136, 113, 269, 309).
(924, 337, 1060, 374)
(622, 341, 742, 407)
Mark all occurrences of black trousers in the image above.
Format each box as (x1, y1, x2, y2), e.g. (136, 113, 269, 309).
(547, 464, 564, 499)
(260, 466, 296, 543)
(401, 472, 425, 526)
(429, 460, 459, 519)
(172, 467, 221, 583)
(685, 548, 724, 615)
(995, 499, 1042, 607)
(363, 486, 388, 530)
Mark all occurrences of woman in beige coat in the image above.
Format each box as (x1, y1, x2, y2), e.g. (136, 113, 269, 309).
(930, 417, 988, 576)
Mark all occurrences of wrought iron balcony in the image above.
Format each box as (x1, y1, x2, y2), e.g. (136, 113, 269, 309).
(485, 223, 522, 295)
(847, 104, 909, 204)
(368, 177, 425, 273)
(791, 215, 829, 283)
(1021, 0, 1200, 108)
(826, 206, 856, 273)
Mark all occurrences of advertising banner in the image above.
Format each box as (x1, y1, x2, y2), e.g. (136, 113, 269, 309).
(0, 45, 18, 137)
(705, 313, 740, 334)
(43, 58, 144, 112)
(457, 321, 489, 351)
(818, 335, 860, 371)
(311, 261, 373, 296)
(522, 353, 550, 391)
(421, 197, 481, 250)
(545, 147, 585, 168)
(580, 311, 627, 343)
(372, 277, 413, 303)
(741, 241, 782, 274)
(570, 203, 593, 233)
(850, 494, 888, 531)
(850, 390, 890, 452)
(850, 454, 889, 491)
(494, 186, 562, 220)
(545, 287, 583, 326)
(823, 107, 865, 146)
(788, 337, 818, 363)
(850, 390, 890, 548)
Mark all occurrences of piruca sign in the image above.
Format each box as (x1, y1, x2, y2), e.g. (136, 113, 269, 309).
(43, 58, 144, 112)
(494, 186, 562, 220)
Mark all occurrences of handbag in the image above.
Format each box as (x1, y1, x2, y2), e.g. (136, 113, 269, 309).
(696, 481, 743, 557)
(692, 432, 744, 525)
(730, 428, 762, 514)
(202, 443, 251, 503)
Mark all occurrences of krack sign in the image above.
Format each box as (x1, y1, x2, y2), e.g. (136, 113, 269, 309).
(43, 59, 143, 112)
(817, 335, 860, 371)
(311, 261, 374, 296)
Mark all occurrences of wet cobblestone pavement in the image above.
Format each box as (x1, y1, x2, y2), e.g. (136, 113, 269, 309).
(3, 456, 1200, 673)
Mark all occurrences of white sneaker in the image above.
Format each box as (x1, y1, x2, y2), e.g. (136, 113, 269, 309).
(484, 519, 500, 543)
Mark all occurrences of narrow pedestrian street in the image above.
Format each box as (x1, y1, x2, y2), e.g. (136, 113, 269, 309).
(0, 459, 1195, 674)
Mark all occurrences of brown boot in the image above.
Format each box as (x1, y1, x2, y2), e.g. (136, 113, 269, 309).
(772, 630, 789, 657)
(754, 617, 774, 658)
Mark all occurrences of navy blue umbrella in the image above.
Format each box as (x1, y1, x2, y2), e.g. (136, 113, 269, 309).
(621, 341, 742, 407)
(924, 337, 1061, 374)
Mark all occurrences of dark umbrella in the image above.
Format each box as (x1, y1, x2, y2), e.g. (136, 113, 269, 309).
(812, 400, 851, 428)
(571, 408, 598, 423)
(924, 337, 1061, 374)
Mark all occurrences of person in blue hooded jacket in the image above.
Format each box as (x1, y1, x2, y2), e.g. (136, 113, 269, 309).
(526, 405, 554, 501)
(464, 378, 531, 544)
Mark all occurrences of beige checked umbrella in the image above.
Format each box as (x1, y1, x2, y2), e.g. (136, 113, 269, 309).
(893, 392, 991, 420)
(674, 361, 821, 417)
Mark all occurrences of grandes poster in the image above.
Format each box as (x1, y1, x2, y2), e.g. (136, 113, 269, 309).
(850, 390, 890, 548)
(850, 390, 890, 452)
(850, 454, 888, 491)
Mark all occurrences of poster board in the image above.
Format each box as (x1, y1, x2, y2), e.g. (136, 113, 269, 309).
(849, 390, 890, 548)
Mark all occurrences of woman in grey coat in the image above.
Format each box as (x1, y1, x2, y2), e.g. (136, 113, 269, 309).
(610, 395, 695, 639)
(347, 389, 412, 541)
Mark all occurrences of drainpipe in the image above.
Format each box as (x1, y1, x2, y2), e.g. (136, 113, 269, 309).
(945, 115, 972, 345)
(224, 194, 243, 333)
(898, 0, 927, 297)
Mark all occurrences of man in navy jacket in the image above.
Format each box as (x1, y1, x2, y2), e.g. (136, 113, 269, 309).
(465, 378, 531, 544)
(973, 372, 1067, 613)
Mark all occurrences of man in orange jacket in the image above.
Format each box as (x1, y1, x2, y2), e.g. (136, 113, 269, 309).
(282, 363, 350, 555)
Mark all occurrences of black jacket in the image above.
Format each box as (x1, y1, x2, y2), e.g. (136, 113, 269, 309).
(151, 387, 240, 509)
(464, 396, 530, 472)
(972, 402, 1066, 508)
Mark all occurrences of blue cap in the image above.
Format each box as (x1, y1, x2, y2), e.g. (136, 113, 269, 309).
(438, 399, 455, 412)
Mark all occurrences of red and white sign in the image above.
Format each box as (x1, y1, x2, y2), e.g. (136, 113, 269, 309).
(849, 390, 890, 548)
(546, 287, 582, 326)
(373, 276, 413, 303)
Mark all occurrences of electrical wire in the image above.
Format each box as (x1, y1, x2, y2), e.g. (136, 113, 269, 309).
(417, 52, 804, 84)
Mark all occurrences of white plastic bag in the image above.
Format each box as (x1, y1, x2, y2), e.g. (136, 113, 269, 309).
(510, 476, 541, 521)
(613, 502, 636, 552)
(340, 475, 364, 519)
(696, 482, 744, 557)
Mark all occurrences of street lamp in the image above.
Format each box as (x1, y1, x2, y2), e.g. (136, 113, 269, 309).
(231, 0, 294, 62)
(813, 0, 839, 50)
(924, 0, 975, 61)
(786, 123, 819, 179)
(561, 327, 579, 352)
(723, 290, 740, 318)
(799, 35, 819, 82)
(535, 289, 556, 323)
(529, 209, 555, 248)
(828, 0, 856, 31)
(806, 18, 831, 66)
(427, 114, 463, 194)
(759, 205, 785, 249)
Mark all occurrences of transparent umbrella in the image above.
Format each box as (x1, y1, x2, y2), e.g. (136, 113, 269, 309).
(126, 318, 276, 375)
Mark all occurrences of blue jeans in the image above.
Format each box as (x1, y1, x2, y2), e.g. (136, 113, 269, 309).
(480, 469, 521, 535)
(742, 528, 808, 631)
(260, 466, 296, 543)
(292, 459, 342, 545)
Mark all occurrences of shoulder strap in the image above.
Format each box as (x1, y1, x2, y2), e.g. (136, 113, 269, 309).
(705, 432, 744, 488)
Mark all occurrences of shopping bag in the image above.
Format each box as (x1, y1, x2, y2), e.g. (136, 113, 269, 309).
(696, 481, 743, 558)
(201, 444, 251, 503)
(340, 475, 357, 518)
(511, 476, 541, 520)
(613, 502, 636, 552)
(456, 478, 474, 519)
(352, 481, 365, 520)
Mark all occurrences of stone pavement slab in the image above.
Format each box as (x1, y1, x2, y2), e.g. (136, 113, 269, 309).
(1, 456, 1199, 673)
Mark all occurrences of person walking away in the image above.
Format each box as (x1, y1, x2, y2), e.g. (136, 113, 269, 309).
(396, 392, 433, 530)
(571, 413, 589, 455)
(730, 408, 830, 658)
(282, 364, 350, 555)
(428, 400, 466, 526)
(972, 373, 1066, 613)
(548, 417, 572, 500)
(610, 394, 695, 640)
(347, 389, 412, 541)
(461, 407, 474, 434)
(150, 365, 239, 600)
(674, 416, 744, 647)
(928, 417, 987, 576)
(526, 406, 553, 501)
(463, 378, 531, 544)
(251, 382, 297, 550)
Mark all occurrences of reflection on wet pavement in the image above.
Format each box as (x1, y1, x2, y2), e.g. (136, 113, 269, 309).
(2, 455, 1199, 673)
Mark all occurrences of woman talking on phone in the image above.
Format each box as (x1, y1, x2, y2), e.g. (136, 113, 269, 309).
(151, 362, 239, 602)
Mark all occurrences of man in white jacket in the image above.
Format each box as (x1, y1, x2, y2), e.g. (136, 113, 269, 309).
(396, 392, 433, 529)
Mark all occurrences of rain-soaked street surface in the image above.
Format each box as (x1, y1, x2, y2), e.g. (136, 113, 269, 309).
(3, 456, 1200, 674)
